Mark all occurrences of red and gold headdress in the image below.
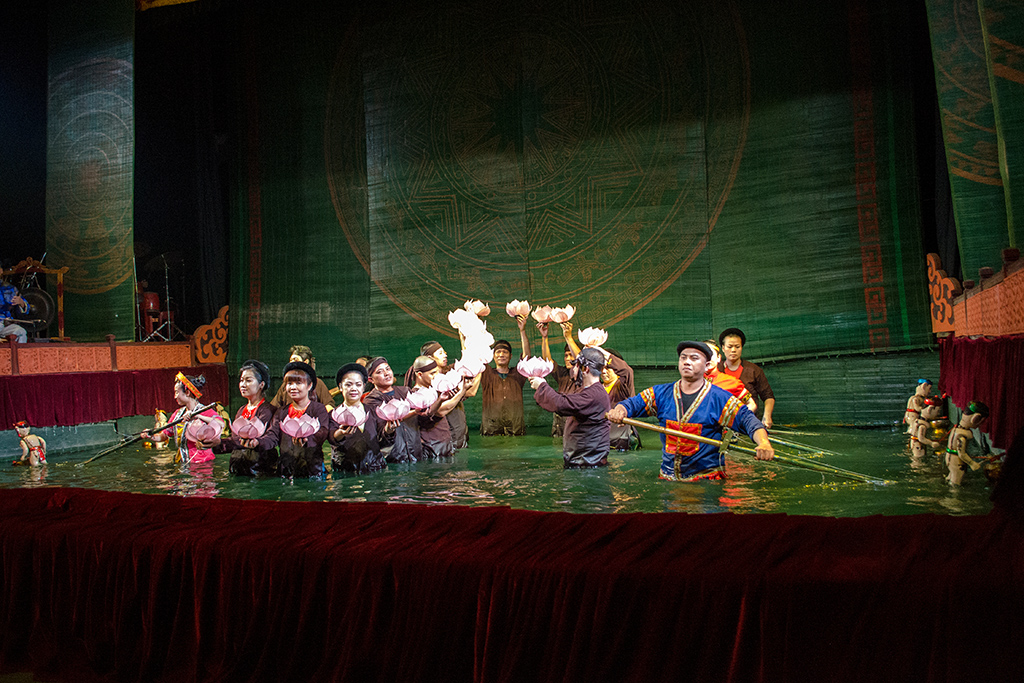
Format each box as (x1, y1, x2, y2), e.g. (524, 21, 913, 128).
(176, 372, 202, 398)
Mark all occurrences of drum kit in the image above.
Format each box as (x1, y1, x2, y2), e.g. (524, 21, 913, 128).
(137, 252, 186, 341)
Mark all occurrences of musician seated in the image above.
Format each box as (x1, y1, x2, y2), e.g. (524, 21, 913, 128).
(0, 280, 29, 343)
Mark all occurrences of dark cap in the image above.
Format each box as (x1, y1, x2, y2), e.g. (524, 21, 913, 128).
(718, 328, 746, 346)
(336, 362, 368, 386)
(283, 360, 317, 387)
(676, 341, 713, 361)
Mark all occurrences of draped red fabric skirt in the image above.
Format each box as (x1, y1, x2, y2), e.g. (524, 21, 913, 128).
(940, 335, 1024, 449)
(1, 487, 1022, 683)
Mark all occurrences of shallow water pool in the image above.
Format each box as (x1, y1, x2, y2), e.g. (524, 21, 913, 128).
(0, 426, 993, 516)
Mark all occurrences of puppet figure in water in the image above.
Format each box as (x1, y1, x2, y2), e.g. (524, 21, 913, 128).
(945, 400, 989, 486)
(910, 395, 949, 460)
(149, 410, 170, 449)
(13, 421, 46, 466)
(904, 379, 932, 435)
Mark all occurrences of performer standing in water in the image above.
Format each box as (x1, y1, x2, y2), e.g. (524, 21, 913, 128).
(411, 355, 470, 459)
(207, 360, 277, 476)
(256, 361, 330, 478)
(538, 320, 582, 437)
(479, 315, 532, 436)
(531, 347, 611, 468)
(144, 373, 220, 465)
(328, 362, 389, 474)
(363, 356, 420, 462)
(606, 341, 774, 482)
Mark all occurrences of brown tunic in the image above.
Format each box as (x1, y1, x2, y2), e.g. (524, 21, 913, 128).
(534, 381, 611, 467)
(480, 365, 527, 436)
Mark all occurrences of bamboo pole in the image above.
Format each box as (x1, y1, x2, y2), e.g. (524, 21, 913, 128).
(621, 418, 885, 484)
(81, 402, 218, 465)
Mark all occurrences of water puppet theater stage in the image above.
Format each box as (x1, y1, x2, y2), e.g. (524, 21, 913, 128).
(5, 0, 1024, 679)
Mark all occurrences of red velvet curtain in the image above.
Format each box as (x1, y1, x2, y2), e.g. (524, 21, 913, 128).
(940, 335, 1024, 449)
(0, 366, 229, 428)
(1, 488, 1022, 683)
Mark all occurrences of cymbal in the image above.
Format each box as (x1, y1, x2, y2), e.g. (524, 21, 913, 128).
(143, 252, 185, 272)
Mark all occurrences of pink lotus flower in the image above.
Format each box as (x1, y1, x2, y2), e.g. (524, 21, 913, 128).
(281, 414, 320, 439)
(505, 300, 531, 318)
(231, 416, 267, 440)
(187, 418, 225, 443)
(531, 305, 553, 323)
(517, 356, 554, 378)
(454, 356, 485, 378)
(550, 305, 576, 323)
(431, 370, 462, 395)
(578, 326, 608, 348)
(407, 387, 439, 411)
(463, 299, 491, 317)
(331, 405, 367, 428)
(375, 399, 412, 422)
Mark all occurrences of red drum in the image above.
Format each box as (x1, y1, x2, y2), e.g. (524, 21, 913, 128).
(143, 292, 160, 312)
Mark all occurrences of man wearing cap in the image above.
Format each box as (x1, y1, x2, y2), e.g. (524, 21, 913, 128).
(530, 347, 611, 468)
(479, 315, 531, 436)
(718, 328, 775, 428)
(606, 341, 774, 482)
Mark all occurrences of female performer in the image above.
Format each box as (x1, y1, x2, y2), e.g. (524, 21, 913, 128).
(145, 373, 220, 464)
(255, 361, 330, 478)
(328, 363, 389, 474)
(207, 360, 277, 476)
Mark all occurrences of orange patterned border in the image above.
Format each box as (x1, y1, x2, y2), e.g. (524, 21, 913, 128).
(193, 306, 229, 364)
(926, 253, 959, 333)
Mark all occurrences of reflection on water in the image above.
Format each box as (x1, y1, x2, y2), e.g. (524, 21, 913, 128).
(0, 427, 996, 516)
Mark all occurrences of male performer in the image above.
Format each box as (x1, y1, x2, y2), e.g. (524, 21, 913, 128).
(531, 347, 611, 468)
(404, 340, 476, 449)
(479, 315, 531, 436)
(718, 328, 775, 428)
(363, 356, 420, 462)
(607, 341, 774, 481)
(538, 320, 582, 436)
(270, 345, 335, 408)
(0, 280, 28, 343)
(411, 355, 469, 459)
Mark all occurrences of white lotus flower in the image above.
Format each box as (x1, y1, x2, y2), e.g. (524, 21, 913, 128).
(431, 370, 462, 395)
(463, 299, 491, 317)
(578, 326, 608, 348)
(531, 305, 553, 323)
(454, 356, 485, 378)
(375, 399, 412, 422)
(505, 300, 531, 318)
(550, 305, 576, 323)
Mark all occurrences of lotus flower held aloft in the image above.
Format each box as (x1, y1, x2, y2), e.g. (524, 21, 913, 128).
(550, 305, 576, 323)
(331, 405, 367, 428)
(531, 305, 553, 323)
(431, 370, 463, 395)
(231, 416, 267, 440)
(407, 387, 439, 411)
(463, 299, 491, 317)
(516, 356, 554, 378)
(505, 300, 531, 318)
(375, 399, 412, 422)
(281, 414, 320, 439)
(463, 342, 494, 365)
(449, 308, 485, 333)
(578, 326, 608, 348)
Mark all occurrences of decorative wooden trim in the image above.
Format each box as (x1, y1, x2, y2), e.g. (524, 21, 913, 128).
(193, 306, 229, 364)
(1, 258, 71, 340)
(926, 253, 959, 334)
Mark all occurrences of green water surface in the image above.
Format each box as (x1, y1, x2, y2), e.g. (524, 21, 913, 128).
(0, 427, 993, 516)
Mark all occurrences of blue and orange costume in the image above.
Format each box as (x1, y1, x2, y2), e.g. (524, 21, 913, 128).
(616, 379, 765, 481)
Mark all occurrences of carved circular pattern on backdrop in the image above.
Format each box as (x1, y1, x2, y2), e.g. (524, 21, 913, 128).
(46, 58, 135, 295)
(326, 1, 749, 334)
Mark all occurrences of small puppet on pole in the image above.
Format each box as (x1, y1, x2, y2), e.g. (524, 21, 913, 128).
(945, 400, 989, 486)
(904, 379, 932, 435)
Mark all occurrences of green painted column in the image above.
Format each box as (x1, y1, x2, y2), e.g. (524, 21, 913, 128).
(979, 0, 1024, 251)
(46, 0, 135, 341)
(924, 0, 1008, 279)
